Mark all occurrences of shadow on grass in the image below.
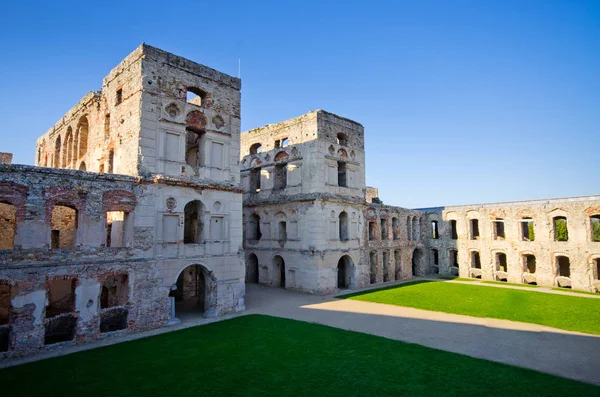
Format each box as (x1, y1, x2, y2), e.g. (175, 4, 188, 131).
(338, 280, 433, 299)
(483, 281, 539, 288)
(552, 288, 600, 296)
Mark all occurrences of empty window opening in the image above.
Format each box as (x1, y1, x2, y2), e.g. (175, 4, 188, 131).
(248, 213, 262, 240)
(104, 114, 110, 140)
(250, 168, 261, 192)
(368, 221, 376, 241)
(432, 220, 439, 239)
(496, 253, 507, 272)
(79, 162, 86, 171)
(115, 88, 123, 105)
(470, 219, 479, 240)
(63, 128, 73, 168)
(281, 138, 289, 147)
(520, 218, 535, 241)
(339, 211, 349, 241)
(381, 218, 388, 240)
(432, 249, 439, 265)
(471, 251, 481, 269)
(450, 249, 459, 268)
(392, 217, 399, 240)
(100, 307, 128, 333)
(175, 264, 208, 314)
(337, 162, 347, 187)
(186, 87, 207, 106)
(108, 150, 114, 173)
(274, 164, 287, 190)
(247, 254, 259, 283)
(278, 221, 287, 242)
(274, 139, 281, 148)
(184, 200, 204, 244)
(76, 116, 89, 159)
(450, 220, 458, 239)
(0, 284, 9, 352)
(369, 252, 377, 284)
(46, 278, 76, 318)
(556, 256, 571, 278)
(249, 143, 262, 155)
(54, 135, 61, 168)
(51, 206, 77, 249)
(0, 202, 16, 250)
(44, 314, 77, 345)
(383, 251, 391, 282)
(523, 254, 536, 273)
(100, 274, 129, 309)
(493, 219, 505, 240)
(595, 258, 600, 281)
(336, 133, 347, 146)
(394, 250, 402, 280)
(106, 211, 130, 248)
(591, 216, 600, 242)
(99, 274, 130, 333)
(553, 216, 569, 241)
(185, 130, 202, 167)
(407, 217, 412, 241)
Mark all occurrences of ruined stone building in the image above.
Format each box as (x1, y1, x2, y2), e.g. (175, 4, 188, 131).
(241, 113, 600, 295)
(2, 44, 600, 360)
(0, 44, 245, 357)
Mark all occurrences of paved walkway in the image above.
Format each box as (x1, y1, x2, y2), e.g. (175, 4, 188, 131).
(244, 283, 600, 386)
(3, 280, 600, 386)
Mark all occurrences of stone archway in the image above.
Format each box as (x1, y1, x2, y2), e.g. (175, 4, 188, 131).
(247, 253, 259, 283)
(412, 248, 423, 277)
(174, 264, 211, 316)
(273, 255, 285, 288)
(337, 255, 353, 289)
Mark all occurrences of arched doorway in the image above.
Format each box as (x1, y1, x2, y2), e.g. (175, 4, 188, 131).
(247, 253, 259, 283)
(273, 255, 285, 288)
(174, 264, 208, 315)
(337, 255, 352, 289)
(412, 248, 423, 277)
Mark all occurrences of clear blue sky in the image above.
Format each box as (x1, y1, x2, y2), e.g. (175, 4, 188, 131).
(0, 0, 598, 208)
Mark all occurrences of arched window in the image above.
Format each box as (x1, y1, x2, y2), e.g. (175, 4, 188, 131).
(339, 211, 348, 241)
(63, 127, 73, 168)
(392, 217, 399, 240)
(76, 116, 89, 159)
(54, 135, 61, 168)
(184, 200, 204, 244)
(249, 143, 262, 155)
(336, 133, 347, 146)
(248, 213, 261, 240)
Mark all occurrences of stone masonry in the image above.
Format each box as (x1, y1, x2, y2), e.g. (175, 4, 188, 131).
(0, 44, 245, 358)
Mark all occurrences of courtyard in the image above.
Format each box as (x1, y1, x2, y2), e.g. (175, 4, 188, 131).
(340, 280, 600, 335)
(1, 314, 599, 397)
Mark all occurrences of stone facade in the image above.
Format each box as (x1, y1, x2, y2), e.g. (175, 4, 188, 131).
(241, 112, 600, 295)
(240, 111, 366, 293)
(0, 44, 245, 358)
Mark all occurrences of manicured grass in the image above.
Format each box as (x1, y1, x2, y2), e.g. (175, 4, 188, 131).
(0, 315, 597, 396)
(552, 288, 600, 296)
(483, 280, 539, 288)
(341, 281, 600, 335)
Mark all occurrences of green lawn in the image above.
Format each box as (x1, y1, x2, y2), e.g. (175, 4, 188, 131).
(482, 280, 539, 288)
(341, 281, 600, 335)
(0, 315, 597, 396)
